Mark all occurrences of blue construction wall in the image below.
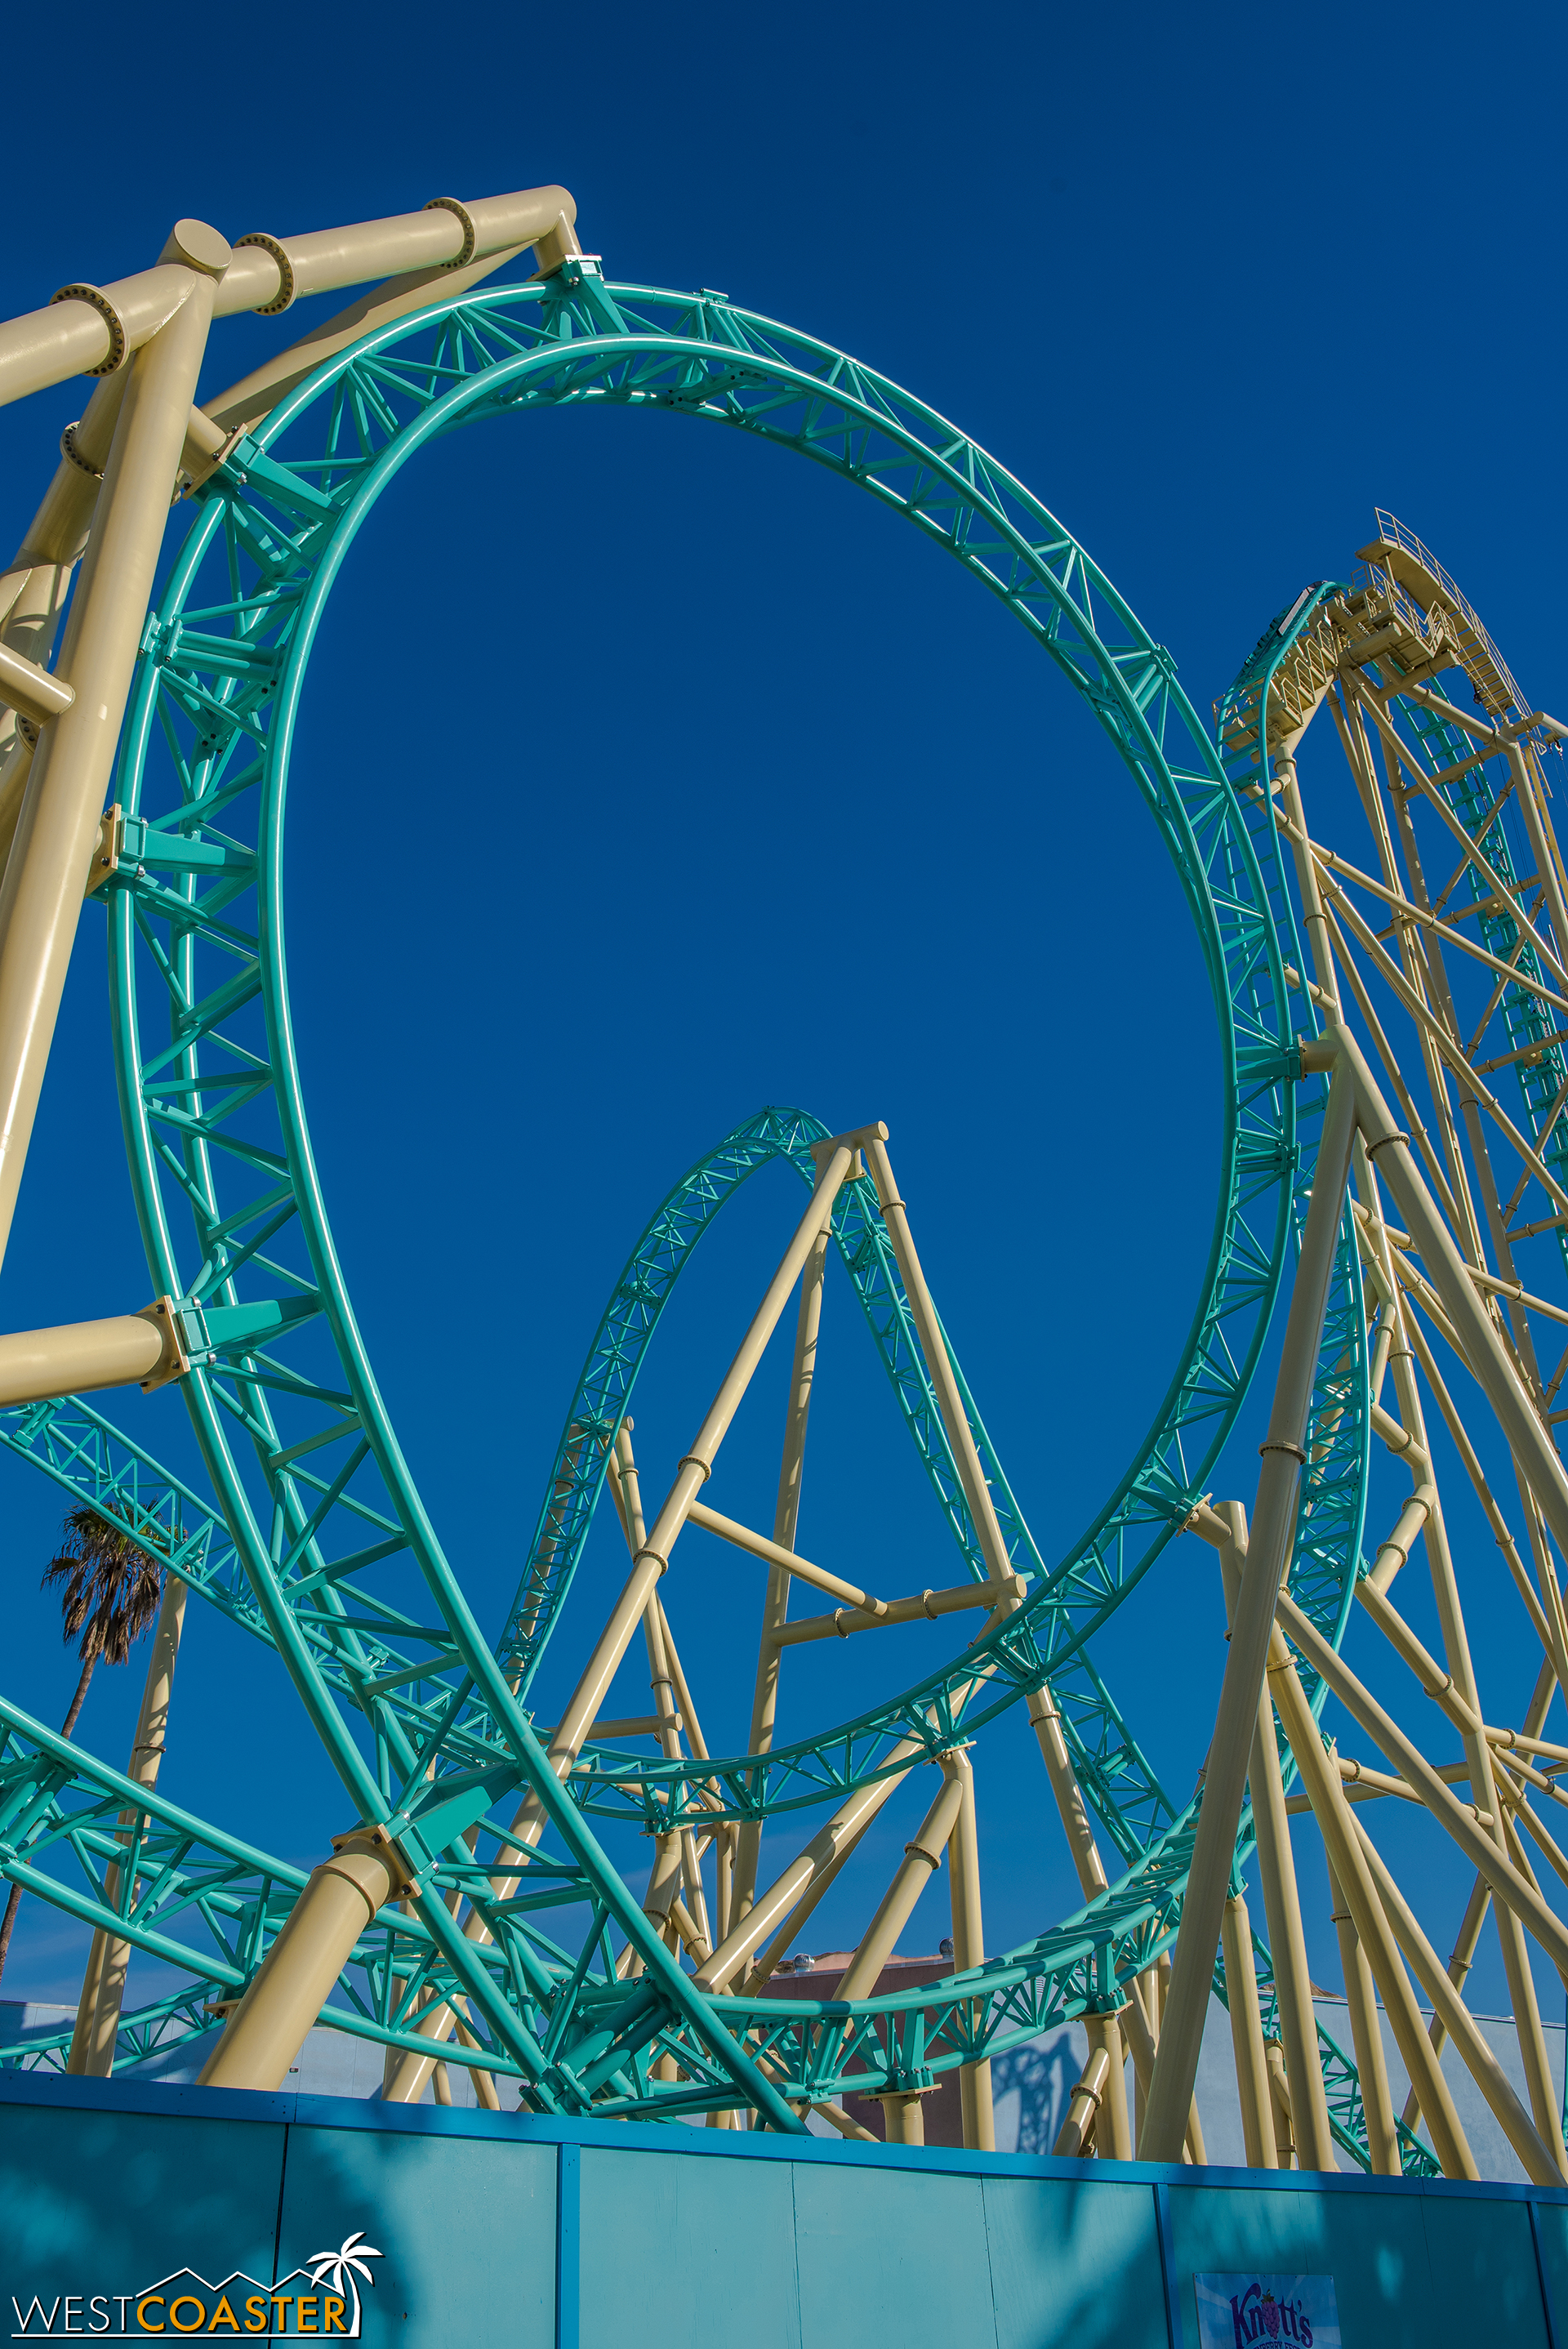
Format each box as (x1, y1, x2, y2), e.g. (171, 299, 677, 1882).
(2, 2073, 1565, 2348)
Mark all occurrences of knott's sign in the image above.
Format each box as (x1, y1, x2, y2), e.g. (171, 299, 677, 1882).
(10, 2234, 383, 2338)
(1195, 2273, 1342, 2349)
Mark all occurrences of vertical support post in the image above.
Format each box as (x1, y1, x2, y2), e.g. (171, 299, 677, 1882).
(1325, 1852, 1399, 2173)
(1265, 2041, 1295, 2166)
(1401, 1874, 1490, 2131)
(1332, 1027, 1568, 1586)
(1054, 2045, 1110, 2157)
(69, 1572, 188, 2075)
(0, 251, 222, 1273)
(1124, 1977, 1207, 2164)
(1276, 752, 1341, 1014)
(1384, 1331, 1568, 2176)
(880, 2091, 927, 2146)
(1219, 1891, 1276, 2170)
(1143, 1066, 1358, 2160)
(944, 1744, 995, 2151)
(1215, 1501, 1334, 2168)
(1084, 2010, 1132, 2160)
(734, 1224, 827, 1938)
(1267, 1634, 1477, 2177)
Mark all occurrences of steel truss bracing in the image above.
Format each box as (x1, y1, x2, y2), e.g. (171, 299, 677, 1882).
(0, 192, 1554, 2177)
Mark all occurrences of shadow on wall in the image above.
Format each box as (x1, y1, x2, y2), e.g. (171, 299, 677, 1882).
(992, 2023, 1087, 2153)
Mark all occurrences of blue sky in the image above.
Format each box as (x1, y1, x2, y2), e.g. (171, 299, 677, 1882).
(0, 0, 1563, 2045)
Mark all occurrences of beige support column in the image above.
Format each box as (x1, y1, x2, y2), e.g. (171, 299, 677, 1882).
(1122, 1974, 1208, 2164)
(69, 1573, 188, 2075)
(470, 1148, 849, 1964)
(1267, 1634, 1477, 2178)
(1401, 1874, 1490, 2131)
(198, 1830, 407, 2090)
(862, 1134, 1013, 1591)
(744, 1819, 876, 1991)
(616, 1427, 712, 1961)
(880, 2091, 929, 2146)
(1275, 753, 1341, 1012)
(865, 1137, 1110, 1902)
(1131, 1976, 1150, 2148)
(1082, 2011, 1131, 2160)
(1352, 1815, 1562, 2187)
(1054, 2044, 1111, 2157)
(0, 1309, 173, 1406)
(1325, 1853, 1399, 2173)
(1328, 1027, 1568, 1577)
(1379, 1314, 1568, 2177)
(835, 1772, 966, 2002)
(1219, 1891, 1276, 2169)
(0, 246, 223, 1273)
(1026, 1687, 1109, 1897)
(1143, 1065, 1357, 2163)
(735, 1225, 827, 1937)
(1214, 1502, 1336, 2169)
(1264, 2040, 1295, 2166)
(944, 1745, 995, 2151)
(1352, 1162, 1568, 2172)
(697, 1744, 920, 1992)
(1274, 1585, 1568, 1977)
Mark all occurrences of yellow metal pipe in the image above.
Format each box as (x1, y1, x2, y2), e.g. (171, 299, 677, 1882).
(835, 1771, 965, 2002)
(880, 2091, 929, 2146)
(1276, 1585, 1568, 1977)
(0, 192, 577, 411)
(0, 275, 217, 1274)
(1083, 2010, 1131, 2160)
(1325, 1855, 1399, 2173)
(1268, 1634, 1477, 2178)
(943, 1746, 995, 2151)
(734, 1227, 826, 1940)
(198, 1830, 406, 2091)
(688, 1499, 880, 1612)
(1264, 2040, 1295, 2166)
(1219, 1892, 1276, 2169)
(0, 1307, 177, 1406)
(1352, 1815, 1561, 2186)
(635, 1146, 853, 1584)
(1214, 1503, 1338, 2169)
(1026, 1687, 1109, 1898)
(0, 642, 74, 728)
(863, 1134, 1013, 1591)
(774, 1575, 1022, 1645)
(1143, 1067, 1357, 2163)
(1053, 2045, 1111, 2158)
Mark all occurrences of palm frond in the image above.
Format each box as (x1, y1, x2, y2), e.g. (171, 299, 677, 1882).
(42, 1506, 167, 1665)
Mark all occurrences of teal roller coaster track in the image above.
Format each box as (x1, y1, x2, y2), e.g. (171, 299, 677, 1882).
(13, 245, 1548, 2178)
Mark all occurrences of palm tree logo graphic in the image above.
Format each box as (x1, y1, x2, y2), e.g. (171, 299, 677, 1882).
(306, 2233, 384, 2334)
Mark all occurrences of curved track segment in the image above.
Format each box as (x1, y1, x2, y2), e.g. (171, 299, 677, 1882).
(0, 268, 1370, 2136)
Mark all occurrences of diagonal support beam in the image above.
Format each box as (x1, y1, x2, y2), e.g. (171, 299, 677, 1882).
(1142, 1063, 1358, 2160)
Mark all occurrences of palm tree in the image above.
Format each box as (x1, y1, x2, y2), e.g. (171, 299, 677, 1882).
(0, 1507, 167, 1986)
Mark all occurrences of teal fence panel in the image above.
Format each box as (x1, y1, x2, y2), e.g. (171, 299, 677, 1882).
(1, 2076, 1565, 2349)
